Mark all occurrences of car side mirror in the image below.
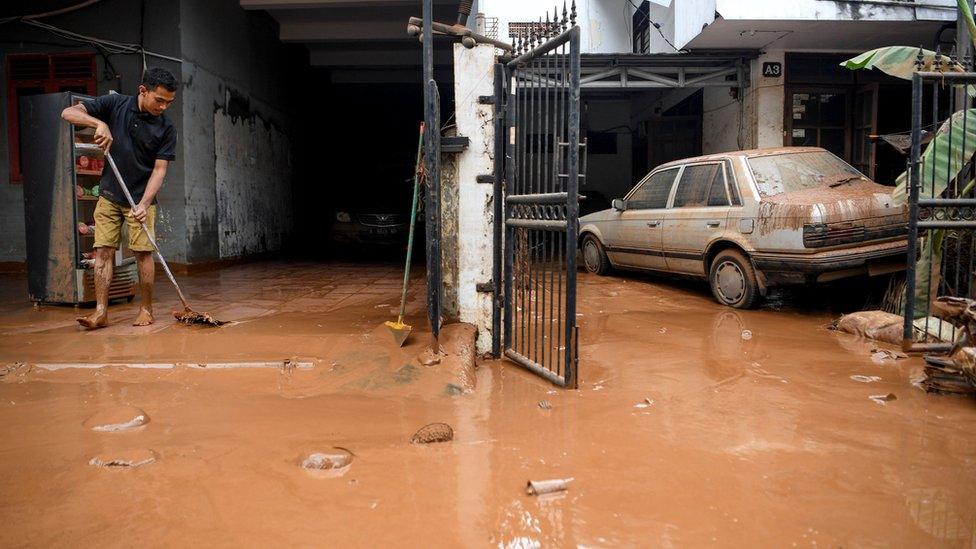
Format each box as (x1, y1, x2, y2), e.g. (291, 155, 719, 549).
(612, 199, 627, 212)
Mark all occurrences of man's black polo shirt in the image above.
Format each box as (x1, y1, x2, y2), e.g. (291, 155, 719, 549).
(81, 93, 177, 206)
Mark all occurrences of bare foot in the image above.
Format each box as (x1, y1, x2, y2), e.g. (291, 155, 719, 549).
(77, 310, 108, 329)
(133, 307, 154, 326)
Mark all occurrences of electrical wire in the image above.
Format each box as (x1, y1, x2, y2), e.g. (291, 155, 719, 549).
(626, 0, 684, 53)
(0, 0, 104, 24)
(21, 19, 182, 63)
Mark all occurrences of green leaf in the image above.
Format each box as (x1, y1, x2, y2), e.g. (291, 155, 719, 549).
(959, 0, 976, 49)
(839, 46, 964, 80)
(892, 108, 976, 206)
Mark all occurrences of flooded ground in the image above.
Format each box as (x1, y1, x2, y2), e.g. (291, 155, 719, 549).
(0, 261, 974, 546)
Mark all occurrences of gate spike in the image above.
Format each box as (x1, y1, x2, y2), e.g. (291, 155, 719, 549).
(915, 46, 925, 70)
(570, 0, 577, 26)
(561, 1, 568, 31)
(949, 45, 958, 66)
(934, 45, 943, 69)
(545, 11, 551, 39)
(516, 31, 523, 54)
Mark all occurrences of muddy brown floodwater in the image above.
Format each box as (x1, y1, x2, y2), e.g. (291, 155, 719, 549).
(1, 261, 975, 546)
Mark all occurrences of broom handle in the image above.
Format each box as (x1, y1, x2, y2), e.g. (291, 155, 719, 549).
(103, 151, 190, 310)
(397, 122, 425, 323)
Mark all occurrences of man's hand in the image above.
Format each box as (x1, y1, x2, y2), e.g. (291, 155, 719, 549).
(94, 122, 113, 152)
(131, 204, 149, 224)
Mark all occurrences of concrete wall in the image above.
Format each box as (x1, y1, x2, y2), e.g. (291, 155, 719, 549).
(0, 0, 183, 263)
(179, 0, 303, 263)
(648, 0, 954, 51)
(480, 0, 633, 53)
(0, 0, 302, 266)
(583, 98, 633, 199)
(701, 87, 741, 154)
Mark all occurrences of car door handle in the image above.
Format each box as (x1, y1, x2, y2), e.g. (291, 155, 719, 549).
(706, 220, 721, 228)
(647, 221, 660, 228)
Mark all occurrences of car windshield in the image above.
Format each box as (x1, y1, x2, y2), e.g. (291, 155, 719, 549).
(747, 151, 864, 197)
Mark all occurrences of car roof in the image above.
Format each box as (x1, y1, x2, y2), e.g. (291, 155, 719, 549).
(654, 147, 826, 170)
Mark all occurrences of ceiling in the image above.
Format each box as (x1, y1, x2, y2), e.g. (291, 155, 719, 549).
(240, 0, 467, 82)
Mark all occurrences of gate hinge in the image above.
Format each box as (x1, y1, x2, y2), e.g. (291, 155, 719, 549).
(476, 281, 494, 293)
(478, 95, 496, 105)
(441, 136, 469, 153)
(476, 174, 494, 184)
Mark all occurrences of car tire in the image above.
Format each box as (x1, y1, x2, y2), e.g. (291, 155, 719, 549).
(708, 249, 760, 309)
(581, 234, 611, 275)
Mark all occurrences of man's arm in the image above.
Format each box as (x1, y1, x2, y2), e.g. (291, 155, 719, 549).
(61, 103, 113, 151)
(131, 159, 168, 223)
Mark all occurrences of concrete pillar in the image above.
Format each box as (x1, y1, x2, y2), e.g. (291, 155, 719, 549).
(751, 49, 786, 148)
(452, 43, 496, 354)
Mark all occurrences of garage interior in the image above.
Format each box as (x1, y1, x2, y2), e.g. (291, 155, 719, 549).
(574, 52, 752, 215)
(255, 0, 460, 260)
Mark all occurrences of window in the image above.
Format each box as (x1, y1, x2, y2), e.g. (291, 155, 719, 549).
(747, 150, 863, 198)
(674, 163, 728, 208)
(509, 21, 548, 42)
(632, 1, 650, 54)
(6, 53, 96, 182)
(723, 160, 742, 206)
(627, 167, 677, 209)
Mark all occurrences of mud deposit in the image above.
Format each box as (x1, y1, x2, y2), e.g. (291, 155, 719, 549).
(0, 261, 975, 546)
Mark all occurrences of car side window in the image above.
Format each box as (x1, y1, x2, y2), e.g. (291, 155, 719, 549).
(724, 160, 742, 206)
(706, 166, 730, 207)
(627, 168, 678, 210)
(674, 163, 723, 208)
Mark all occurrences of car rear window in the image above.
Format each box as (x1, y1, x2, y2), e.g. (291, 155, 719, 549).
(627, 168, 678, 209)
(746, 151, 863, 197)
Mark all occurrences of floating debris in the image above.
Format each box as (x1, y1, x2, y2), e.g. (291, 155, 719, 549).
(526, 477, 573, 496)
(89, 448, 156, 468)
(871, 348, 908, 363)
(538, 400, 552, 410)
(411, 422, 453, 444)
(869, 393, 897, 406)
(300, 448, 354, 470)
(634, 398, 654, 409)
(84, 405, 149, 432)
(850, 375, 882, 383)
(740, 330, 753, 341)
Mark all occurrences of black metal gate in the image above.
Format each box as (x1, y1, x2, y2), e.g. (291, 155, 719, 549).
(494, 7, 583, 387)
(904, 58, 976, 353)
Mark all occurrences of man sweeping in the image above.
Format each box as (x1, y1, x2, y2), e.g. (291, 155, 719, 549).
(61, 67, 178, 329)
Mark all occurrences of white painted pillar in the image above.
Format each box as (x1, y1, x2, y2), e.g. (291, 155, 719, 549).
(751, 49, 786, 148)
(453, 43, 496, 354)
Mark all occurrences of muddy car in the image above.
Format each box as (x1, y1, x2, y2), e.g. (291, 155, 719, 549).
(579, 147, 907, 309)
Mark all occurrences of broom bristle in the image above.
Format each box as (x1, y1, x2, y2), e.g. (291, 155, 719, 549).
(172, 309, 226, 326)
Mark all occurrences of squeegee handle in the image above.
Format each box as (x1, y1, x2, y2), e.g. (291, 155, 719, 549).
(397, 122, 424, 323)
(104, 151, 190, 310)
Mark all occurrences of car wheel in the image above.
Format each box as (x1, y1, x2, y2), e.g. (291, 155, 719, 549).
(581, 234, 611, 275)
(709, 249, 759, 309)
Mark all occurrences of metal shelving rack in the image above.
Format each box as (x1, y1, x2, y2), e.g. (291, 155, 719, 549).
(21, 92, 137, 305)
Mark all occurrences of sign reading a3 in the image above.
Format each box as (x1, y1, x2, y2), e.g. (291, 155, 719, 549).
(762, 62, 782, 78)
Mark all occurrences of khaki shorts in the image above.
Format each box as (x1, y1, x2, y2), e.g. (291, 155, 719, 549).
(93, 197, 157, 252)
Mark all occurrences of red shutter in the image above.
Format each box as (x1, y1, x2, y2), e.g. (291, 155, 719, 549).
(6, 52, 96, 183)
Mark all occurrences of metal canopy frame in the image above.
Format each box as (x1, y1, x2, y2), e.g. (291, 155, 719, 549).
(578, 51, 757, 90)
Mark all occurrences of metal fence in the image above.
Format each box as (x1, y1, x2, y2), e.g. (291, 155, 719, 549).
(500, 7, 582, 387)
(904, 65, 976, 353)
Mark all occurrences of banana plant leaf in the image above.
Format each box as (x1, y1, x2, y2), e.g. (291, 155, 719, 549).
(911, 235, 943, 320)
(840, 46, 964, 80)
(891, 108, 976, 206)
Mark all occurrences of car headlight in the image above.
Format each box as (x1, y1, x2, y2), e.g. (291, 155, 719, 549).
(336, 212, 352, 223)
